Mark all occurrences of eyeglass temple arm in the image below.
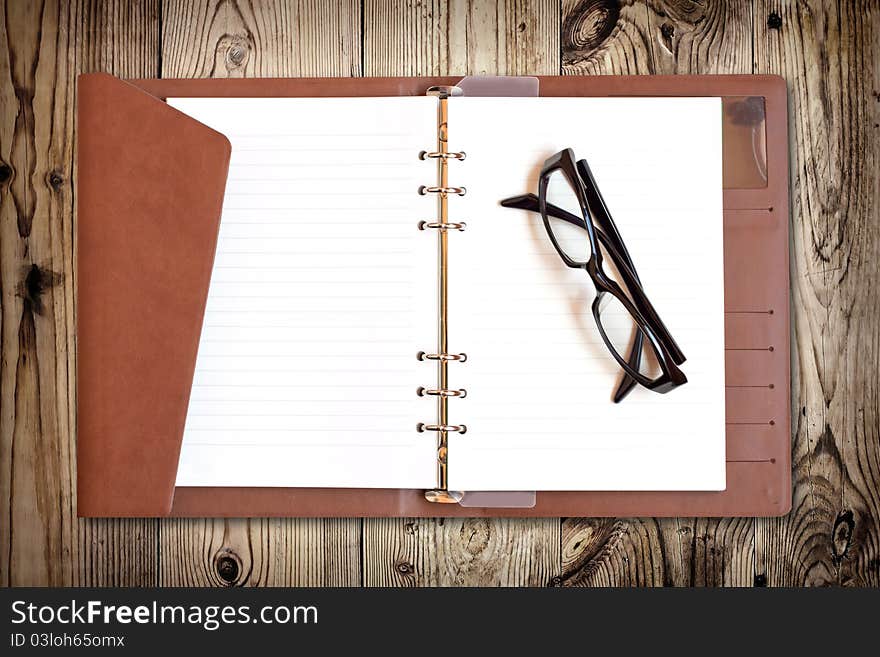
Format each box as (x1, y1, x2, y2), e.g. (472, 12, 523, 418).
(575, 159, 639, 281)
(573, 161, 687, 365)
(500, 193, 646, 289)
(500, 193, 685, 364)
(500, 193, 642, 402)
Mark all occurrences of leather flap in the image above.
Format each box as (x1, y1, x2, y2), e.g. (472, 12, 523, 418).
(76, 73, 231, 516)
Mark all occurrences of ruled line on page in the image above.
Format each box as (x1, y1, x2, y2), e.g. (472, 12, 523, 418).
(167, 95, 440, 490)
(447, 96, 726, 492)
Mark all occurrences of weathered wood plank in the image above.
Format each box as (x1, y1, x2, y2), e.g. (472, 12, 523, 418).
(560, 0, 756, 587)
(364, 518, 559, 586)
(1, 0, 876, 589)
(0, 0, 160, 587)
(642, 0, 754, 74)
(160, 518, 360, 586)
(561, 519, 667, 585)
(157, 0, 363, 587)
(753, 0, 880, 587)
(362, 0, 561, 587)
(563, 0, 754, 75)
(162, 0, 361, 78)
(364, 0, 560, 75)
(78, 0, 162, 78)
(561, 0, 653, 74)
(560, 517, 753, 586)
(78, 518, 158, 587)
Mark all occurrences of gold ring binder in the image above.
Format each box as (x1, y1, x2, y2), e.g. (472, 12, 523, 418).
(417, 423, 467, 434)
(420, 85, 466, 504)
(417, 387, 467, 398)
(417, 351, 467, 362)
(419, 185, 467, 196)
(418, 220, 466, 231)
(419, 150, 466, 161)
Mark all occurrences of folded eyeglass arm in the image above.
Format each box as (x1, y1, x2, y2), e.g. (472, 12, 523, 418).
(499, 192, 643, 402)
(499, 192, 685, 365)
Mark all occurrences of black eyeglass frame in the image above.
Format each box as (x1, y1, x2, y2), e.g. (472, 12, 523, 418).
(503, 148, 687, 395)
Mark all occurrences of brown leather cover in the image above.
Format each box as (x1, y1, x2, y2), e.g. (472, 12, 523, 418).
(77, 74, 790, 517)
(76, 73, 231, 516)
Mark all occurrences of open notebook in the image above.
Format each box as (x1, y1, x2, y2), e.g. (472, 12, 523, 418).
(167, 94, 726, 494)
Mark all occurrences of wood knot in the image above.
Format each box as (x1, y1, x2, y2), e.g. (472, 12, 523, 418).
(216, 33, 253, 74)
(562, 0, 620, 66)
(214, 551, 242, 585)
(47, 170, 65, 191)
(395, 560, 414, 576)
(767, 12, 782, 30)
(753, 573, 767, 587)
(0, 163, 11, 184)
(227, 45, 247, 66)
(18, 264, 64, 316)
(831, 510, 855, 564)
(547, 576, 563, 587)
(659, 22, 675, 53)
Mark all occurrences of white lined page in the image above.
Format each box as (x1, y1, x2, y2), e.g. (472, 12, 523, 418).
(168, 97, 438, 488)
(448, 97, 726, 491)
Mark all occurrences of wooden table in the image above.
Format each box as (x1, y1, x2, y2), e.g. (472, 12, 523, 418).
(1, 0, 877, 587)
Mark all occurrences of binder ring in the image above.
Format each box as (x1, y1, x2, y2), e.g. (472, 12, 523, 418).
(418, 220, 466, 232)
(419, 150, 466, 161)
(417, 387, 467, 398)
(417, 423, 467, 434)
(417, 351, 467, 362)
(419, 185, 467, 196)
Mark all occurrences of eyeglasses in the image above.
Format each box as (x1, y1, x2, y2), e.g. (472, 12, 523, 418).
(500, 148, 687, 402)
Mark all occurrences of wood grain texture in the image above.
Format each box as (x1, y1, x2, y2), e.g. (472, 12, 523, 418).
(157, 0, 363, 587)
(162, 0, 361, 77)
(362, 0, 561, 588)
(363, 518, 559, 586)
(560, 517, 753, 586)
(160, 518, 360, 586)
(0, 0, 159, 587)
(0, 0, 877, 588)
(364, 0, 560, 75)
(562, 0, 752, 75)
(559, 0, 757, 587)
(753, 0, 880, 587)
